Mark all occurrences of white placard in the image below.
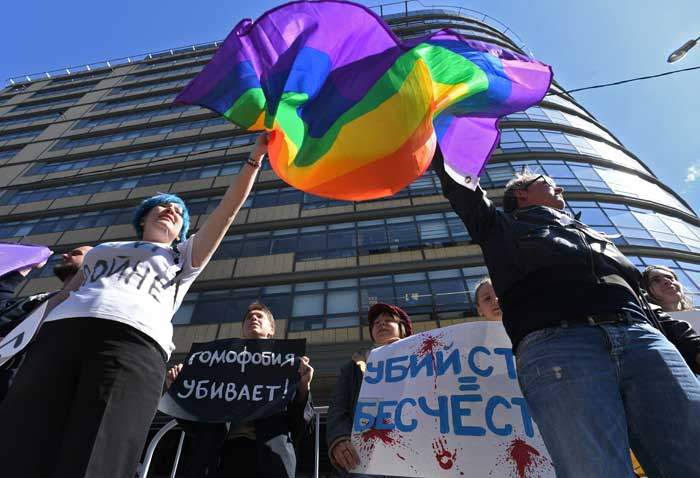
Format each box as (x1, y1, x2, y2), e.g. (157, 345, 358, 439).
(351, 321, 554, 478)
(670, 309, 700, 329)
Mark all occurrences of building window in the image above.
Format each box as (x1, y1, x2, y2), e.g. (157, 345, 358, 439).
(504, 106, 617, 144)
(73, 104, 194, 129)
(11, 97, 78, 113)
(568, 201, 700, 252)
(212, 212, 471, 262)
(0, 129, 43, 142)
(92, 92, 177, 112)
(0, 111, 63, 128)
(479, 158, 691, 215)
(498, 127, 646, 173)
(0, 161, 241, 205)
(52, 116, 231, 151)
(32, 82, 98, 98)
(0, 149, 20, 161)
(108, 77, 193, 97)
(27, 133, 256, 175)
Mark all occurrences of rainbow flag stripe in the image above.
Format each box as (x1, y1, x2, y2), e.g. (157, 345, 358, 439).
(176, 0, 552, 200)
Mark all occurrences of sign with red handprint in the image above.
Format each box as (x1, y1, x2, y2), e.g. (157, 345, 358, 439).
(350, 322, 555, 477)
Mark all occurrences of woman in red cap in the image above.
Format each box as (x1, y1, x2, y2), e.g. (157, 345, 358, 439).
(326, 303, 413, 477)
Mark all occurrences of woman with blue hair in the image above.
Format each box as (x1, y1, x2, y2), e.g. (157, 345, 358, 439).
(0, 135, 268, 478)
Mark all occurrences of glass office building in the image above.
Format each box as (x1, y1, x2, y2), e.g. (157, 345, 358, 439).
(2, 4, 699, 473)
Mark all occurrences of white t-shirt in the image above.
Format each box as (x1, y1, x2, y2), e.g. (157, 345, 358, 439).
(45, 237, 202, 358)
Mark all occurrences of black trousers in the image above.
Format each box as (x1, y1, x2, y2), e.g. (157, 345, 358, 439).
(0, 317, 166, 478)
(179, 422, 297, 478)
(0, 350, 25, 404)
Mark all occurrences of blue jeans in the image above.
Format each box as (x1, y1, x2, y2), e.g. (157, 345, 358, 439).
(516, 321, 700, 478)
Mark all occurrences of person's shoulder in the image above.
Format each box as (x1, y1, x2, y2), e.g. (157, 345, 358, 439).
(176, 235, 196, 252)
(339, 359, 360, 373)
(91, 241, 128, 250)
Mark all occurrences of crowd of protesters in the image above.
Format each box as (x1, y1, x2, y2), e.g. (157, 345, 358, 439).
(0, 134, 699, 478)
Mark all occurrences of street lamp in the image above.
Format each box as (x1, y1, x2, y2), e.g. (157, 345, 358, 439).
(667, 36, 700, 63)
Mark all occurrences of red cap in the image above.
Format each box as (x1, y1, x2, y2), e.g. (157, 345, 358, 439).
(367, 303, 413, 341)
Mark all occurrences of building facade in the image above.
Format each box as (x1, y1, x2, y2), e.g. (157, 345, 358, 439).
(2, 3, 700, 475)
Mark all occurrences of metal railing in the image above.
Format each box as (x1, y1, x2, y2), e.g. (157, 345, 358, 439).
(6, 2, 530, 88)
(368, 0, 533, 55)
(5, 41, 220, 87)
(139, 406, 328, 478)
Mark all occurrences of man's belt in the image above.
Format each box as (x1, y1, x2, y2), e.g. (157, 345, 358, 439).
(567, 310, 646, 327)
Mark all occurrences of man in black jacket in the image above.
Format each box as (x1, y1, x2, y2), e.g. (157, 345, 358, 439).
(170, 302, 314, 478)
(0, 245, 91, 403)
(434, 150, 700, 478)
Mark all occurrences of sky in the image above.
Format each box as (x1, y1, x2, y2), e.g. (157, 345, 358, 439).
(3, 0, 699, 212)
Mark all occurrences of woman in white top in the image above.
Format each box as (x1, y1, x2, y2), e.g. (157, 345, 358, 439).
(0, 134, 268, 478)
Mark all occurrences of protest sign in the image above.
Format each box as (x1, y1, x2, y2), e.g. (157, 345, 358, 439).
(351, 321, 554, 478)
(671, 309, 700, 329)
(159, 338, 306, 424)
(0, 302, 47, 367)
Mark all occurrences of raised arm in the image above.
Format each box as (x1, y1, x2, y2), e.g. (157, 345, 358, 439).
(432, 149, 499, 243)
(44, 269, 85, 317)
(191, 134, 267, 268)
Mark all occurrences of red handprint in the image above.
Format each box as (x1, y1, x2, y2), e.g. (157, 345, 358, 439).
(432, 436, 458, 470)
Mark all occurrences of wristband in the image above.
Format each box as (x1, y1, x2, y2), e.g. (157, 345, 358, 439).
(246, 157, 262, 168)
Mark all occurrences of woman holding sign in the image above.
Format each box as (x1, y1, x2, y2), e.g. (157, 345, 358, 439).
(0, 135, 268, 478)
(327, 303, 413, 477)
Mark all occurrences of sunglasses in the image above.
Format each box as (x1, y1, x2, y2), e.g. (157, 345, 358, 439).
(520, 174, 555, 190)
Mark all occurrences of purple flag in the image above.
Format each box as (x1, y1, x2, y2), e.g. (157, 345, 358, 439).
(0, 243, 53, 278)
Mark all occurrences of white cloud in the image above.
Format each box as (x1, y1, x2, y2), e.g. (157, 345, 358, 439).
(685, 163, 700, 183)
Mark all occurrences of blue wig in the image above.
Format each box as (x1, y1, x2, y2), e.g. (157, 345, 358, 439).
(132, 193, 190, 243)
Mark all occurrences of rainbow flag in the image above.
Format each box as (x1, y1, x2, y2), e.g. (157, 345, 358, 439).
(176, 0, 552, 200)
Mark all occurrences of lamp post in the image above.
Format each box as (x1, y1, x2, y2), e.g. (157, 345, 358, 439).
(667, 36, 700, 63)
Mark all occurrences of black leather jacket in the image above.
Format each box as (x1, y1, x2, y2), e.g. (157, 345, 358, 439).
(434, 153, 700, 371)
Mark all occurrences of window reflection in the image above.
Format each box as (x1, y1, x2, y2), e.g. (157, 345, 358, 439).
(74, 104, 195, 129)
(52, 116, 232, 151)
(480, 158, 690, 214)
(498, 127, 645, 172)
(0, 111, 62, 127)
(92, 92, 177, 112)
(11, 96, 78, 113)
(27, 133, 255, 175)
(505, 106, 616, 144)
(570, 201, 700, 252)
